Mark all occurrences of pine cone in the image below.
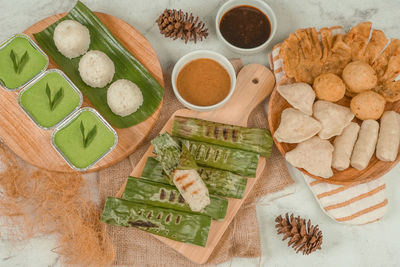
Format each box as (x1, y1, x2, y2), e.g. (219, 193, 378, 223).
(275, 213, 323, 255)
(156, 9, 208, 44)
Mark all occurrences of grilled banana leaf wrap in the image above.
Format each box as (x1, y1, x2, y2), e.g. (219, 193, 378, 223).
(101, 197, 211, 246)
(122, 177, 228, 220)
(141, 157, 247, 199)
(178, 138, 259, 177)
(151, 133, 211, 212)
(172, 116, 273, 157)
(151, 132, 197, 181)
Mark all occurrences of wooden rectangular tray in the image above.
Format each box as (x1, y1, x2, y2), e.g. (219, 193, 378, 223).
(117, 63, 275, 264)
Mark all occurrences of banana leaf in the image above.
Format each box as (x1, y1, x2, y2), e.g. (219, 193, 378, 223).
(101, 197, 211, 247)
(172, 116, 273, 157)
(142, 157, 247, 199)
(151, 132, 197, 179)
(33, 1, 164, 128)
(179, 138, 259, 177)
(122, 177, 228, 220)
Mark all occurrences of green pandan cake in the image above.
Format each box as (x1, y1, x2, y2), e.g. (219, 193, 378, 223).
(0, 34, 48, 90)
(52, 108, 117, 170)
(19, 70, 82, 129)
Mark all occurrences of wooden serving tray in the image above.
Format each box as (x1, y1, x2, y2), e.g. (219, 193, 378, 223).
(116, 64, 275, 264)
(268, 88, 400, 185)
(0, 12, 163, 173)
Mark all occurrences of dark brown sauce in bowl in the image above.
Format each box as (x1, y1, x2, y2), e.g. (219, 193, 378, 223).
(219, 5, 271, 49)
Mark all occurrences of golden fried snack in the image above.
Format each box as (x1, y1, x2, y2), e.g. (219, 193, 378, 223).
(344, 22, 372, 61)
(363, 29, 388, 65)
(280, 28, 324, 84)
(313, 73, 346, 102)
(342, 61, 378, 93)
(280, 33, 300, 79)
(372, 39, 400, 78)
(380, 55, 400, 82)
(350, 90, 386, 120)
(280, 33, 314, 84)
(373, 80, 400, 102)
(320, 28, 351, 75)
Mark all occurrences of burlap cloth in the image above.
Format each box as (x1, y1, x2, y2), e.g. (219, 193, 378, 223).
(98, 61, 294, 266)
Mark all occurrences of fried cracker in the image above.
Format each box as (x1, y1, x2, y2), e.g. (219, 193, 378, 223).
(373, 38, 400, 78)
(363, 29, 388, 65)
(344, 22, 372, 61)
(321, 32, 351, 75)
(381, 55, 400, 82)
(373, 80, 400, 102)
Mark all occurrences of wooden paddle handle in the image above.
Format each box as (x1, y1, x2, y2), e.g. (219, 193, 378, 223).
(214, 64, 275, 125)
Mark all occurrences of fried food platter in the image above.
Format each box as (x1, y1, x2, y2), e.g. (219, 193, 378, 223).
(269, 22, 400, 185)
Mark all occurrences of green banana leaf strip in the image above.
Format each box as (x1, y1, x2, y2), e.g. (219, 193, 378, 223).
(33, 1, 164, 128)
(141, 157, 247, 199)
(151, 133, 197, 182)
(172, 116, 273, 157)
(122, 177, 228, 220)
(101, 197, 211, 247)
(179, 138, 259, 177)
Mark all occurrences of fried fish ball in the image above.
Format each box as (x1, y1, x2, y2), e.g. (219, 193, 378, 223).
(313, 73, 346, 102)
(350, 90, 386, 120)
(342, 61, 378, 93)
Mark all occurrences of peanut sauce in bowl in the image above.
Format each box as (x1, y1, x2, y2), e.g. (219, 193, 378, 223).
(171, 50, 236, 111)
(176, 58, 231, 106)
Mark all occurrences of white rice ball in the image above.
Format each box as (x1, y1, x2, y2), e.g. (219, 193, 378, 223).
(78, 50, 115, 88)
(107, 79, 143, 117)
(53, 20, 90, 59)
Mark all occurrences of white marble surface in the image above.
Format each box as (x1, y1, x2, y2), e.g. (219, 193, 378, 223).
(1, 0, 400, 266)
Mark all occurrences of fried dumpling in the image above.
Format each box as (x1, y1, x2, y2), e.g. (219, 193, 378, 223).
(313, 101, 354, 139)
(274, 108, 321, 143)
(285, 136, 334, 178)
(277, 83, 315, 115)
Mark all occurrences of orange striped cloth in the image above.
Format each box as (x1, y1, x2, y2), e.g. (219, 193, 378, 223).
(268, 26, 388, 225)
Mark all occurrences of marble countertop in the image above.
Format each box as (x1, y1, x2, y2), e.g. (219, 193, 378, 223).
(0, 0, 399, 266)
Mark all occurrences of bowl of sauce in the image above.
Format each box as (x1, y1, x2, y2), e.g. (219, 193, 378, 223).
(172, 50, 236, 111)
(216, 0, 277, 54)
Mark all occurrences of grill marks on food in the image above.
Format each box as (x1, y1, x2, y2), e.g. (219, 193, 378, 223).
(182, 181, 194, 191)
(175, 173, 189, 182)
(158, 186, 188, 205)
(169, 191, 175, 202)
(147, 211, 153, 219)
(165, 214, 172, 223)
(176, 215, 181, 224)
(173, 169, 211, 212)
(204, 125, 240, 142)
(178, 195, 185, 203)
(160, 188, 166, 200)
(129, 220, 158, 228)
(214, 127, 220, 139)
(187, 142, 230, 164)
(174, 172, 196, 192)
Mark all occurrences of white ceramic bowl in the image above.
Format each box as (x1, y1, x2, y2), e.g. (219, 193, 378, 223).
(171, 50, 236, 112)
(215, 0, 277, 54)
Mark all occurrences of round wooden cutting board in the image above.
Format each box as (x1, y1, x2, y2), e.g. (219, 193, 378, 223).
(0, 12, 164, 173)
